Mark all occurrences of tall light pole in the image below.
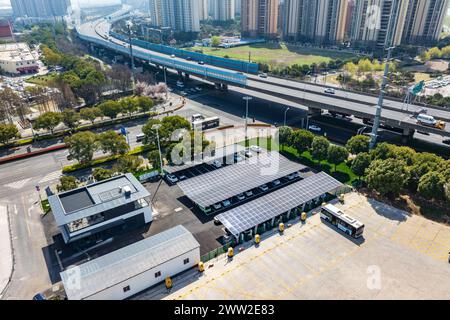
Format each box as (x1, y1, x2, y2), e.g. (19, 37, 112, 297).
(369, 0, 398, 150)
(284, 107, 291, 126)
(126, 21, 136, 89)
(152, 124, 164, 176)
(243, 96, 252, 143)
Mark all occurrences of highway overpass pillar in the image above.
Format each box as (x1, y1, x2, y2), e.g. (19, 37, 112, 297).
(308, 107, 322, 117)
(401, 128, 415, 144)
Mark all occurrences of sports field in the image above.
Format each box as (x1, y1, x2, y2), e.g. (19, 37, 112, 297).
(188, 43, 357, 68)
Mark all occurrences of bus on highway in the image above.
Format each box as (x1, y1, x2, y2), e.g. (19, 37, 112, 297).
(320, 204, 364, 238)
(192, 116, 220, 131)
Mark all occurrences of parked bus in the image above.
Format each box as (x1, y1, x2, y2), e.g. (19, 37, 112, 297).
(192, 116, 220, 131)
(320, 204, 364, 238)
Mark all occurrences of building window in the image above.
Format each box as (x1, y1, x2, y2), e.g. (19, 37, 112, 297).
(183, 258, 189, 265)
(155, 271, 161, 278)
(123, 285, 130, 292)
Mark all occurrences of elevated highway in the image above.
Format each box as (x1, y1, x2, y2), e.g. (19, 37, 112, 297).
(75, 9, 450, 140)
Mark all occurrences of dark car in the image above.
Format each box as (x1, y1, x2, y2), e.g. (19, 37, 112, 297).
(33, 293, 46, 300)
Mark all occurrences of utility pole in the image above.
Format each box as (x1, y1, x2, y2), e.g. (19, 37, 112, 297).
(152, 124, 164, 177)
(243, 96, 252, 144)
(284, 107, 291, 126)
(369, 0, 398, 150)
(126, 21, 136, 89)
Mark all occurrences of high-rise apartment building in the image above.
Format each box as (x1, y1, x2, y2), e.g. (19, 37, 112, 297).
(349, 0, 409, 49)
(211, 0, 235, 21)
(11, 0, 70, 19)
(199, 0, 208, 21)
(148, 0, 200, 32)
(402, 0, 449, 45)
(283, 0, 349, 44)
(241, 0, 279, 38)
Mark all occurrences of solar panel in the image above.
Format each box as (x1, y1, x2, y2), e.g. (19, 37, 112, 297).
(177, 151, 306, 207)
(217, 172, 343, 237)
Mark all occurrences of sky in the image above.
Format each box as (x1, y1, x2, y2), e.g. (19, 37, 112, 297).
(0, 0, 122, 9)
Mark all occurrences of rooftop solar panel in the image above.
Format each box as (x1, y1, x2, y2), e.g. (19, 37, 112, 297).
(177, 151, 306, 207)
(216, 172, 343, 236)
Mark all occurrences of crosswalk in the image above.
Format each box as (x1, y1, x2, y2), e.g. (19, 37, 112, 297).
(5, 178, 31, 190)
(39, 170, 62, 185)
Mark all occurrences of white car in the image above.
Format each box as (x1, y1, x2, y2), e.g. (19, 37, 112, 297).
(309, 125, 322, 132)
(234, 155, 244, 162)
(324, 88, 335, 94)
(250, 145, 262, 153)
(165, 174, 178, 184)
(287, 172, 300, 180)
(259, 73, 268, 78)
(259, 185, 269, 192)
(272, 180, 281, 187)
(243, 150, 253, 158)
(245, 190, 253, 197)
(213, 203, 222, 210)
(212, 160, 222, 168)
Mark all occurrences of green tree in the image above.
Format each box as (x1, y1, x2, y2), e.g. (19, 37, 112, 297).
(135, 96, 154, 112)
(327, 145, 349, 171)
(120, 97, 138, 117)
(57, 176, 78, 192)
(64, 131, 98, 164)
(34, 112, 63, 134)
(142, 118, 162, 145)
(98, 130, 129, 155)
(159, 115, 192, 141)
(290, 129, 314, 155)
(0, 123, 19, 145)
(366, 159, 409, 196)
(98, 100, 122, 119)
(351, 152, 372, 178)
(346, 135, 370, 155)
(211, 36, 221, 47)
(311, 136, 330, 166)
(408, 152, 443, 190)
(61, 108, 80, 130)
(114, 155, 144, 174)
(370, 142, 396, 161)
(80, 107, 103, 124)
(92, 168, 114, 182)
(277, 126, 293, 147)
(417, 171, 447, 200)
(148, 150, 162, 171)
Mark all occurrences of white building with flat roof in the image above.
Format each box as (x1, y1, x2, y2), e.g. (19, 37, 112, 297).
(0, 42, 39, 74)
(60, 225, 200, 300)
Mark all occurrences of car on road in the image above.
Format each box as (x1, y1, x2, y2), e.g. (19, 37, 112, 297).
(287, 172, 300, 180)
(250, 145, 262, 153)
(213, 203, 222, 210)
(234, 154, 244, 162)
(259, 184, 269, 192)
(259, 73, 268, 78)
(165, 174, 179, 184)
(171, 54, 176, 58)
(186, 57, 192, 61)
(198, 61, 205, 65)
(33, 293, 46, 300)
(245, 190, 253, 197)
(309, 125, 322, 132)
(212, 160, 222, 168)
(243, 150, 253, 158)
(416, 114, 437, 127)
(236, 193, 246, 201)
(222, 199, 231, 207)
(324, 88, 336, 94)
(180, 91, 188, 96)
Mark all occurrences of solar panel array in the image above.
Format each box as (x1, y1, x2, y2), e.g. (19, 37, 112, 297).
(164, 144, 246, 174)
(177, 151, 306, 207)
(217, 172, 343, 236)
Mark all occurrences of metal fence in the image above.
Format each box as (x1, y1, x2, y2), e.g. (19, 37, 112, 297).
(200, 244, 232, 263)
(110, 31, 260, 74)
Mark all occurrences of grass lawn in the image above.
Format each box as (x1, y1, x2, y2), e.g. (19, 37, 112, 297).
(25, 73, 58, 86)
(188, 43, 357, 68)
(239, 138, 358, 185)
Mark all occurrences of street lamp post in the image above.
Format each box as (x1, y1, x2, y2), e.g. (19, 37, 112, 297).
(126, 21, 136, 89)
(284, 107, 291, 126)
(243, 96, 252, 144)
(152, 124, 164, 176)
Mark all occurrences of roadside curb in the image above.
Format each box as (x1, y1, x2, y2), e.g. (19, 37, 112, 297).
(0, 205, 14, 299)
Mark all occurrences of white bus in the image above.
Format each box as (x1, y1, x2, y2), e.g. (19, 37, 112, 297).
(320, 204, 364, 238)
(192, 116, 220, 131)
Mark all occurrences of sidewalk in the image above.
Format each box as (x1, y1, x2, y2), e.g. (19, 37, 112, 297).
(0, 205, 13, 298)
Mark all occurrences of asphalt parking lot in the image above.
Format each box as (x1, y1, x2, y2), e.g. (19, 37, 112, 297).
(160, 192, 450, 300)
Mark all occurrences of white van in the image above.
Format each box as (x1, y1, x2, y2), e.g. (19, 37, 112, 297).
(417, 114, 437, 127)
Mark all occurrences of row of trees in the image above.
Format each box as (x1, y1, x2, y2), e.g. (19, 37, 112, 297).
(268, 59, 347, 78)
(419, 45, 450, 62)
(33, 96, 155, 134)
(278, 127, 449, 201)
